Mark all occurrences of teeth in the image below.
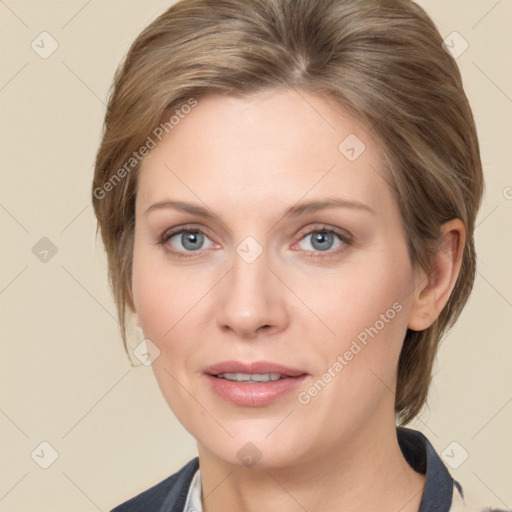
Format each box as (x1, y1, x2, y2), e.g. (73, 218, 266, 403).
(217, 372, 284, 382)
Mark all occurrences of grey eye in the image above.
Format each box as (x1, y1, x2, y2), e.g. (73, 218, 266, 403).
(169, 231, 209, 251)
(311, 232, 334, 251)
(299, 231, 342, 252)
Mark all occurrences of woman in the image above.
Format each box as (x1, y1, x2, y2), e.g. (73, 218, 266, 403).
(92, 0, 503, 510)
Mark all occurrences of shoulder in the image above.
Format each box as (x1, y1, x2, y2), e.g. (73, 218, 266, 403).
(110, 457, 199, 512)
(449, 470, 510, 512)
(396, 428, 509, 512)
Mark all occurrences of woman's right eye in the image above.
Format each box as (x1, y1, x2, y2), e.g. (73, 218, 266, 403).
(160, 229, 216, 255)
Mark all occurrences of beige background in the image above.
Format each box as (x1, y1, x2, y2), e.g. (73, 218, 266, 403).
(0, 0, 511, 510)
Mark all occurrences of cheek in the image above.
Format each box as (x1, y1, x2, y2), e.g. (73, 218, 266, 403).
(131, 244, 170, 338)
(291, 249, 414, 407)
(290, 250, 413, 343)
(130, 239, 224, 406)
(131, 238, 206, 339)
(293, 263, 412, 435)
(130, 242, 205, 418)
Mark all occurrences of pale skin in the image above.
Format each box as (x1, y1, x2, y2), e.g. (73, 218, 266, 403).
(130, 88, 465, 511)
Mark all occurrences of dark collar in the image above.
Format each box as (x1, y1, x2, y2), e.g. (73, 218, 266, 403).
(397, 426, 459, 512)
(111, 427, 459, 512)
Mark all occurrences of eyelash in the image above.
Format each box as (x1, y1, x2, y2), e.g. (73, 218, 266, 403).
(293, 225, 352, 259)
(158, 224, 353, 259)
(158, 225, 216, 259)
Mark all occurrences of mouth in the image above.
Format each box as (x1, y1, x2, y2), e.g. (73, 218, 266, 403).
(203, 360, 307, 379)
(203, 360, 309, 406)
(214, 372, 294, 383)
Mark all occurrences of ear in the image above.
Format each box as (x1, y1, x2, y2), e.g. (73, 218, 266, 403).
(407, 219, 466, 331)
(126, 287, 141, 328)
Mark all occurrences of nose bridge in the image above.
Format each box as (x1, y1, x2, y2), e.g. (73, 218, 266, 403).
(215, 242, 288, 336)
(231, 248, 268, 299)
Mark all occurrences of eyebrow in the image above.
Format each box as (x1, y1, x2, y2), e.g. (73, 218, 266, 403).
(145, 200, 217, 217)
(144, 197, 375, 219)
(283, 198, 375, 217)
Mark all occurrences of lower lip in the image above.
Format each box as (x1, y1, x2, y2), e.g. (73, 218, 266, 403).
(204, 374, 308, 407)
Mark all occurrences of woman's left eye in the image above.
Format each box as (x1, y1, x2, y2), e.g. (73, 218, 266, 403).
(296, 229, 346, 253)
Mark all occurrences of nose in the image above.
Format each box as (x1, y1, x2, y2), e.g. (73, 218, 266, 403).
(215, 249, 289, 339)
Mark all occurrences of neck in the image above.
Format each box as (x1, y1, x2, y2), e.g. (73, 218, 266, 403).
(197, 415, 425, 512)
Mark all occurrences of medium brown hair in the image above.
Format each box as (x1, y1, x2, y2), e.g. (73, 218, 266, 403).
(92, 0, 483, 424)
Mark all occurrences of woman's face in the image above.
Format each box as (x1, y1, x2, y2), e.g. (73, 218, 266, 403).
(132, 88, 420, 468)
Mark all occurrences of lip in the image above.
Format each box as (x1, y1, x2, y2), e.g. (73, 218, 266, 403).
(203, 360, 307, 377)
(203, 360, 309, 407)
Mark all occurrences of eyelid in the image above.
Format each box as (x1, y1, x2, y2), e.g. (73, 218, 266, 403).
(291, 224, 354, 257)
(294, 223, 353, 245)
(159, 224, 212, 243)
(158, 224, 219, 257)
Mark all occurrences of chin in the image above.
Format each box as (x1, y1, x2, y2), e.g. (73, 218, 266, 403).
(198, 428, 314, 470)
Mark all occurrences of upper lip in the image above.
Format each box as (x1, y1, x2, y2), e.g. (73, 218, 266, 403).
(204, 360, 307, 377)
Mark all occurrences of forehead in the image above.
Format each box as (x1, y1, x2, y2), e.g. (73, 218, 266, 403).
(137, 88, 391, 215)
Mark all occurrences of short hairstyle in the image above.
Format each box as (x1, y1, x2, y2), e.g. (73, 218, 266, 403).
(92, 0, 483, 424)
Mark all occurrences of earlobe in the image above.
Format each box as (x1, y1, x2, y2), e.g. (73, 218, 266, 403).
(407, 219, 466, 331)
(127, 287, 140, 327)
